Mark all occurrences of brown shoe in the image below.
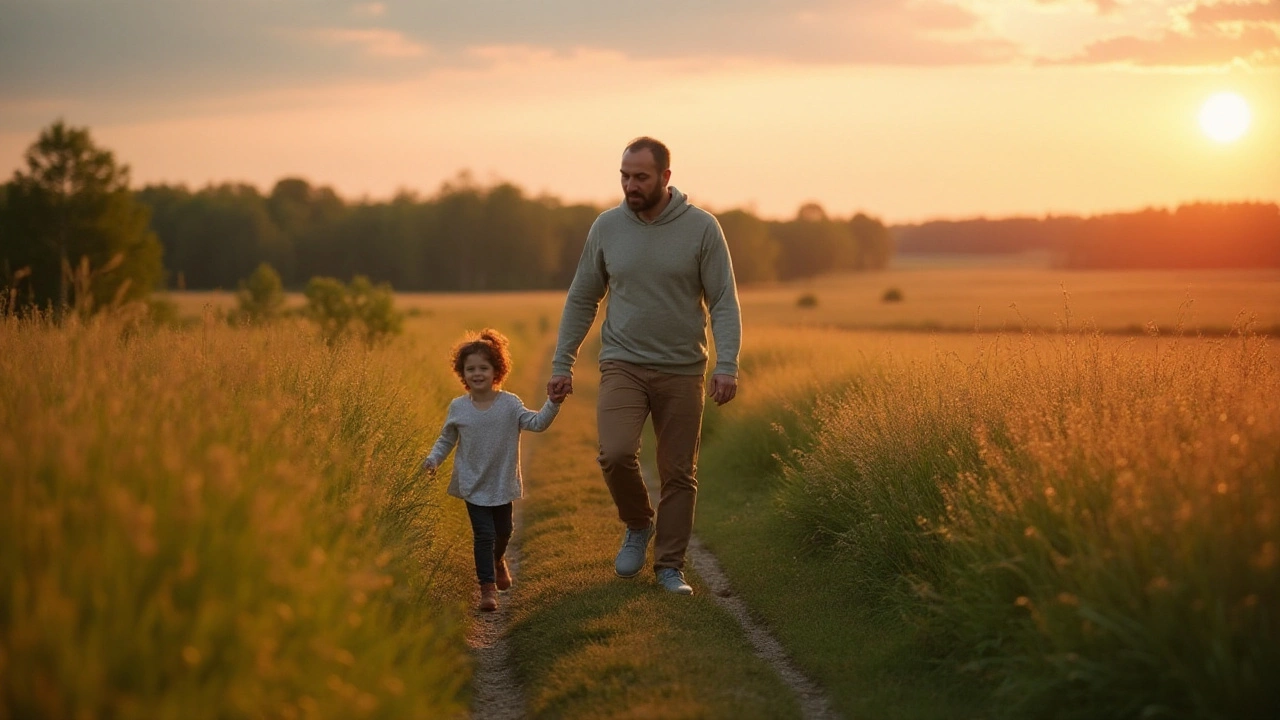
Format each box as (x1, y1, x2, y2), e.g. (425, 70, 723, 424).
(494, 557, 512, 591)
(478, 583, 499, 612)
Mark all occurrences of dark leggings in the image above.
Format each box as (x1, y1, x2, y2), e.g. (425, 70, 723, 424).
(466, 502, 513, 585)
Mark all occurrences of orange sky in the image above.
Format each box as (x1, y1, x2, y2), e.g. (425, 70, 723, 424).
(1, 0, 1277, 223)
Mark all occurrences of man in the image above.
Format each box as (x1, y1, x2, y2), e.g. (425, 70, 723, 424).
(547, 136, 741, 595)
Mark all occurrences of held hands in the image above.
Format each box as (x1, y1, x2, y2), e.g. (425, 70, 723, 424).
(421, 459, 436, 477)
(547, 375, 573, 404)
(709, 373, 737, 406)
(547, 372, 734, 404)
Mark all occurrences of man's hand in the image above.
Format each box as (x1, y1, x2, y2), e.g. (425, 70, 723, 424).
(709, 373, 737, 406)
(548, 375, 574, 402)
(422, 460, 436, 477)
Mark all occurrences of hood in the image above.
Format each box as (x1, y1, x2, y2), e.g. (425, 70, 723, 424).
(622, 186, 692, 226)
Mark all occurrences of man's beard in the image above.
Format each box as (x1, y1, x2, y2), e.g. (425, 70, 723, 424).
(626, 185, 665, 213)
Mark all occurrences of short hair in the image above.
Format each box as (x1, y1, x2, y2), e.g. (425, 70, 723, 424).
(450, 328, 512, 389)
(624, 136, 670, 173)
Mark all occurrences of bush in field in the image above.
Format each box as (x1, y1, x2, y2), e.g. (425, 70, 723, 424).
(234, 262, 286, 322)
(796, 293, 818, 308)
(0, 315, 467, 718)
(305, 275, 403, 346)
(881, 287, 903, 302)
(304, 276, 351, 341)
(776, 331, 1280, 718)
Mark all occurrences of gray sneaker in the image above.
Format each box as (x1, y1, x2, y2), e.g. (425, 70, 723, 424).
(656, 568, 693, 595)
(614, 525, 654, 578)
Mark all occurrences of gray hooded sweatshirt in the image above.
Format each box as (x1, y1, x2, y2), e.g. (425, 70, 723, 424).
(552, 186, 741, 378)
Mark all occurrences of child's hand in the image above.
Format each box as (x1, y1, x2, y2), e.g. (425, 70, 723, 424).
(422, 460, 436, 476)
(549, 389, 568, 404)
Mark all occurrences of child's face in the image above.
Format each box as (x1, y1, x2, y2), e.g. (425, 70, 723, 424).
(462, 352, 496, 394)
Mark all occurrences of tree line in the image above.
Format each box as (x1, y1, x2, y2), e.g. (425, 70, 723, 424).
(1, 122, 894, 310)
(136, 177, 894, 292)
(5, 120, 1278, 316)
(894, 202, 1280, 268)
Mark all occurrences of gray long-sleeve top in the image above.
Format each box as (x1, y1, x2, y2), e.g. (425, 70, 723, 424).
(424, 391, 560, 505)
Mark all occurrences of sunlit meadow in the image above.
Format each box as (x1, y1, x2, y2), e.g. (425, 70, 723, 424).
(5, 268, 1278, 717)
(700, 316, 1280, 717)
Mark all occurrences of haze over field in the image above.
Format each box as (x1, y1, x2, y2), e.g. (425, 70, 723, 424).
(2, 0, 1277, 223)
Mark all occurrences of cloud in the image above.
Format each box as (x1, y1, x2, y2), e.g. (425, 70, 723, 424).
(1059, 0, 1280, 66)
(7, 0, 1271, 128)
(906, 0, 986, 31)
(1074, 24, 1280, 65)
(1186, 0, 1280, 25)
(0, 0, 1036, 135)
(296, 28, 429, 59)
(1030, 0, 1121, 12)
(0, 0, 1018, 101)
(352, 2, 387, 18)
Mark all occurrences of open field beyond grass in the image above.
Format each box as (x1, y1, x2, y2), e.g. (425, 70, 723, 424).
(165, 267, 1280, 337)
(741, 267, 1280, 334)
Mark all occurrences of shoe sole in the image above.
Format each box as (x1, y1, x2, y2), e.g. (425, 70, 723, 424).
(615, 567, 642, 579)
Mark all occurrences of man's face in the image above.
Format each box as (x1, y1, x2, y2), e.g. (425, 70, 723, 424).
(620, 149, 670, 214)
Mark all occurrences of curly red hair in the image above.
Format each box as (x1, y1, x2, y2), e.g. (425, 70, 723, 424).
(450, 328, 512, 389)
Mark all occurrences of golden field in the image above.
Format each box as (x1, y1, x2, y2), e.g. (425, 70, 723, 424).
(4, 266, 1277, 718)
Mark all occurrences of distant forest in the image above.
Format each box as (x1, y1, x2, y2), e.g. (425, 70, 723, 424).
(136, 178, 1279, 292)
(10, 120, 1274, 308)
(894, 202, 1280, 269)
(136, 176, 893, 292)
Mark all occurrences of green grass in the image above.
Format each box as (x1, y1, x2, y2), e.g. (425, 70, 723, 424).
(697, 481, 983, 718)
(697, 325, 1280, 719)
(695, 352, 983, 719)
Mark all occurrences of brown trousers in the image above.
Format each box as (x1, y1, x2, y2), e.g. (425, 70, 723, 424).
(597, 360, 705, 571)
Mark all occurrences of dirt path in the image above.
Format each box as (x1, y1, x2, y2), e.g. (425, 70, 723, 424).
(466, 512, 526, 720)
(466, 336, 551, 720)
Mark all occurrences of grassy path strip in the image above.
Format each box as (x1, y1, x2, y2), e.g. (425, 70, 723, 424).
(504, 360, 804, 719)
(632, 451, 840, 720)
(685, 536, 840, 720)
(696, 478, 976, 720)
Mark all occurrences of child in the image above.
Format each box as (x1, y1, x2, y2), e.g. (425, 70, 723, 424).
(422, 328, 565, 612)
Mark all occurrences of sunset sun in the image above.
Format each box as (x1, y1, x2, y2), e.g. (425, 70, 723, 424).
(1199, 92, 1251, 143)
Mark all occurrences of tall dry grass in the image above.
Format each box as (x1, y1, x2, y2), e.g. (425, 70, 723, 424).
(1, 311, 469, 718)
(706, 324, 1279, 717)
